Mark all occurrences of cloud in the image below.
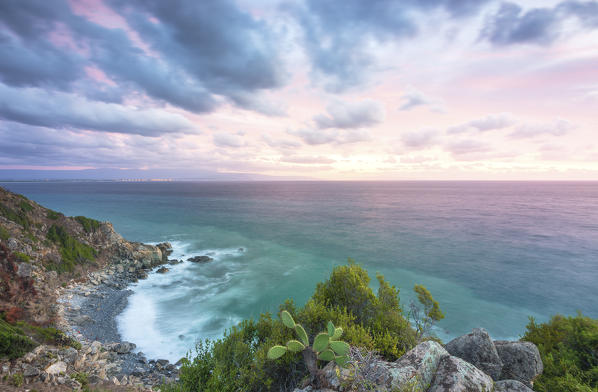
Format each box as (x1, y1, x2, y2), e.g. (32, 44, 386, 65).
(213, 133, 245, 148)
(289, 128, 371, 145)
(0, 84, 196, 136)
(510, 118, 575, 138)
(0, 0, 287, 115)
(290, 0, 492, 91)
(401, 128, 440, 149)
(314, 99, 385, 129)
(481, 1, 598, 46)
(280, 155, 335, 164)
(447, 113, 516, 134)
(398, 89, 445, 112)
(446, 139, 492, 155)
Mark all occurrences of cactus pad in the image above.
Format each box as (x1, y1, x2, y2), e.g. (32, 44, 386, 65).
(295, 324, 309, 346)
(267, 345, 288, 359)
(286, 339, 305, 353)
(281, 310, 296, 328)
(313, 333, 330, 352)
(329, 340, 350, 356)
(318, 349, 335, 361)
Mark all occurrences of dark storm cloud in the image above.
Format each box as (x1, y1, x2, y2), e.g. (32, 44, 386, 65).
(290, 0, 492, 91)
(481, 1, 598, 45)
(0, 0, 286, 118)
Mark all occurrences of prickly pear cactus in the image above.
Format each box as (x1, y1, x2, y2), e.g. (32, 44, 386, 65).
(267, 311, 350, 367)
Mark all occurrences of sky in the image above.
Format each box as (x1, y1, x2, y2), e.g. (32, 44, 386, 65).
(0, 0, 597, 180)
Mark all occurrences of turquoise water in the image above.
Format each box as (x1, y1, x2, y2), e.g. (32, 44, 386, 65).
(3, 181, 597, 361)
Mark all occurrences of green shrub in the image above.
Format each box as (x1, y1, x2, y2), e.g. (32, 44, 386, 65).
(15, 321, 80, 349)
(0, 203, 30, 229)
(19, 201, 33, 213)
(0, 225, 9, 241)
(523, 313, 598, 392)
(13, 252, 30, 263)
(10, 373, 23, 387)
(166, 261, 439, 392)
(0, 319, 36, 359)
(46, 209, 62, 220)
(46, 224, 96, 273)
(74, 216, 101, 233)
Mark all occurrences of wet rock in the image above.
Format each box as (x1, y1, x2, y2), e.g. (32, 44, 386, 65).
(111, 341, 136, 354)
(156, 266, 169, 274)
(495, 340, 543, 388)
(495, 379, 534, 392)
(428, 355, 494, 392)
(445, 328, 503, 380)
(187, 255, 213, 263)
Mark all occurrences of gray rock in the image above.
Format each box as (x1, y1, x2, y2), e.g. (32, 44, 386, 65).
(45, 361, 67, 375)
(156, 266, 169, 274)
(494, 379, 534, 392)
(23, 365, 40, 377)
(495, 340, 543, 388)
(59, 347, 78, 364)
(187, 255, 213, 263)
(445, 328, 503, 380)
(7, 237, 18, 250)
(87, 374, 103, 385)
(345, 341, 448, 391)
(16, 262, 33, 278)
(428, 355, 494, 392)
(112, 341, 136, 354)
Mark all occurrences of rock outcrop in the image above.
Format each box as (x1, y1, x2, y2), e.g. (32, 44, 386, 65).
(295, 329, 544, 392)
(494, 340, 543, 388)
(445, 328, 503, 380)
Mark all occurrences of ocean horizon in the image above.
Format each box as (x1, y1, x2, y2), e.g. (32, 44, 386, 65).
(2, 180, 597, 362)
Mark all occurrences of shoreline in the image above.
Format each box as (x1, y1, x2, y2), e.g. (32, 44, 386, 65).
(55, 243, 183, 389)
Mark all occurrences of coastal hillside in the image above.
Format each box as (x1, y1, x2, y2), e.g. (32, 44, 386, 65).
(0, 186, 173, 391)
(0, 185, 165, 326)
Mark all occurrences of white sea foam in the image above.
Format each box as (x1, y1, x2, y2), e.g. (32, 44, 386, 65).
(116, 240, 248, 362)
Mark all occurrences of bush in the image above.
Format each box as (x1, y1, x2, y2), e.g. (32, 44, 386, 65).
(19, 201, 33, 213)
(13, 252, 30, 263)
(0, 318, 36, 359)
(0, 225, 9, 241)
(0, 203, 30, 229)
(166, 261, 438, 392)
(74, 216, 101, 233)
(46, 225, 96, 273)
(46, 209, 62, 220)
(523, 313, 598, 392)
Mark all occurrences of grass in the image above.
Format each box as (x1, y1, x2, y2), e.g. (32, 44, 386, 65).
(0, 225, 9, 241)
(74, 216, 101, 233)
(0, 203, 30, 229)
(0, 318, 36, 359)
(13, 252, 30, 263)
(46, 224, 96, 273)
(46, 209, 63, 220)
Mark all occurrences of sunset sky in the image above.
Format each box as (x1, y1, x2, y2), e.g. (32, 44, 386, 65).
(1, 0, 597, 180)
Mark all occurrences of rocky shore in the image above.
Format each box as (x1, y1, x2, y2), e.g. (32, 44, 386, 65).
(1, 241, 186, 391)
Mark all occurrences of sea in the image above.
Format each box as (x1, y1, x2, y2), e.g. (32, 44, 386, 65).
(2, 181, 597, 362)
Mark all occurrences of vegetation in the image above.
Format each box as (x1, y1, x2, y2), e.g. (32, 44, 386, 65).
(15, 321, 81, 349)
(523, 313, 598, 392)
(46, 209, 62, 220)
(163, 261, 441, 392)
(46, 224, 96, 273)
(0, 225, 9, 241)
(0, 203, 31, 229)
(75, 216, 101, 233)
(267, 313, 349, 387)
(409, 284, 445, 340)
(0, 318, 36, 359)
(13, 251, 30, 263)
(19, 200, 33, 213)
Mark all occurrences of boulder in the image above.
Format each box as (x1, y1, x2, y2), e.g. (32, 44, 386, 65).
(494, 379, 534, 392)
(445, 328, 503, 380)
(111, 341, 136, 354)
(59, 347, 78, 364)
(17, 262, 33, 278)
(187, 255, 214, 263)
(23, 364, 40, 377)
(494, 340, 543, 388)
(45, 361, 67, 375)
(156, 267, 169, 274)
(428, 355, 494, 392)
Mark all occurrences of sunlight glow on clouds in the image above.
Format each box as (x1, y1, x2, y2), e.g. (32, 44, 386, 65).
(0, 0, 597, 179)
